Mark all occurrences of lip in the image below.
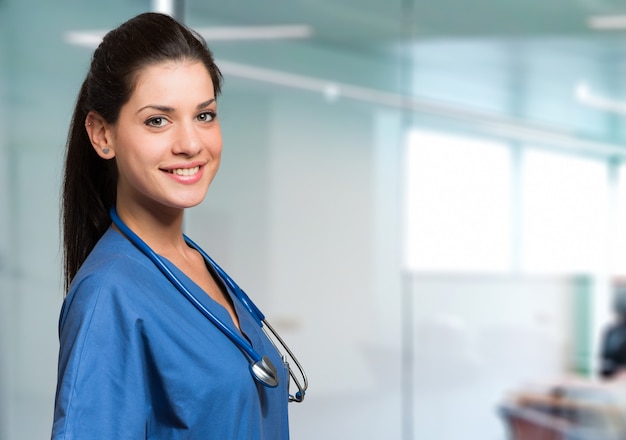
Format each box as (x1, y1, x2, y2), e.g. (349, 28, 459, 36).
(160, 162, 205, 184)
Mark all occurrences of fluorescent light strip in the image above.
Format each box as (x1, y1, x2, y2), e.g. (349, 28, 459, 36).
(196, 25, 312, 41)
(64, 30, 107, 48)
(588, 15, 626, 30)
(63, 24, 312, 48)
(575, 82, 626, 115)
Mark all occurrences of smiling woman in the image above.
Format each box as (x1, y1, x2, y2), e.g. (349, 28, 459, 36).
(52, 12, 297, 439)
(86, 61, 222, 215)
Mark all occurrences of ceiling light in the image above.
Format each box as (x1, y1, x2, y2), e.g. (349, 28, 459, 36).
(194, 25, 312, 41)
(64, 30, 107, 48)
(575, 81, 626, 115)
(588, 15, 626, 30)
(64, 24, 312, 48)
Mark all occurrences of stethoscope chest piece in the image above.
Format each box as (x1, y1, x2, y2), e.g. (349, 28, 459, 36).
(250, 356, 279, 388)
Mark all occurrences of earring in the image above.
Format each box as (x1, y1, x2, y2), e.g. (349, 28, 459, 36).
(102, 148, 110, 154)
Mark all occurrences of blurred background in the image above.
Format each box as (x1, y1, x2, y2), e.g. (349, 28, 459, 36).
(5, 0, 626, 438)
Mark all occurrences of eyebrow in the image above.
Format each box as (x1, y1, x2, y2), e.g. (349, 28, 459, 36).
(137, 98, 216, 114)
(196, 98, 216, 109)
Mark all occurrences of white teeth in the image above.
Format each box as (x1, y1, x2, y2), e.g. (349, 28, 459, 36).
(171, 166, 199, 176)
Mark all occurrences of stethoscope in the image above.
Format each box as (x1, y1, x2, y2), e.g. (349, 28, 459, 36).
(110, 208, 308, 402)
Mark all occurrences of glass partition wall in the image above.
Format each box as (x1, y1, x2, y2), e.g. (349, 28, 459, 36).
(3, 0, 626, 439)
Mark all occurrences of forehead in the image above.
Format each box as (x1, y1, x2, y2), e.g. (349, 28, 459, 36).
(129, 60, 215, 103)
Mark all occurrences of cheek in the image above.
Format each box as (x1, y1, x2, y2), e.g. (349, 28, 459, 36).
(211, 131, 223, 157)
(115, 131, 163, 163)
(114, 148, 161, 188)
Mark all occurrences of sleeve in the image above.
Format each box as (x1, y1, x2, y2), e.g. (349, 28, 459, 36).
(52, 272, 148, 439)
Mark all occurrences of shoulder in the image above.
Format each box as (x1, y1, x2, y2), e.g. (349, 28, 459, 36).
(76, 228, 160, 289)
(54, 229, 158, 438)
(59, 228, 161, 331)
(77, 228, 154, 281)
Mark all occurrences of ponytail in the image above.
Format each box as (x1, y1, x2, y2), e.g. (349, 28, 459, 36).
(61, 79, 117, 292)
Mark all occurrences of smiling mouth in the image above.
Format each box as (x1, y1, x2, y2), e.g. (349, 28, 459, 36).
(167, 166, 200, 176)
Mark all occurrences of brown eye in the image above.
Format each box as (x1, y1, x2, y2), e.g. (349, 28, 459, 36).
(145, 117, 168, 127)
(197, 111, 216, 122)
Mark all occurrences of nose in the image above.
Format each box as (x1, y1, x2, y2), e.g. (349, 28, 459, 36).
(173, 121, 202, 156)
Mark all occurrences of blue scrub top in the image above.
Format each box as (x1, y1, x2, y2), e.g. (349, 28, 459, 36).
(52, 228, 290, 439)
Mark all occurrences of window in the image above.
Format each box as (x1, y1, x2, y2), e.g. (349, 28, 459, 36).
(610, 164, 626, 276)
(404, 130, 512, 273)
(404, 129, 611, 275)
(521, 149, 609, 275)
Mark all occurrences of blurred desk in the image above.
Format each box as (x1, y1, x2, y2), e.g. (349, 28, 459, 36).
(500, 381, 626, 440)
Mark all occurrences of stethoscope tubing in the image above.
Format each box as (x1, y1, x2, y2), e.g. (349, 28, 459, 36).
(109, 208, 307, 398)
(109, 208, 262, 363)
(190, 235, 308, 401)
(262, 318, 309, 402)
(184, 236, 265, 325)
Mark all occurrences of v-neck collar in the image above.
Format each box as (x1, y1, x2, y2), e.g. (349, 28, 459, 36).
(160, 254, 265, 353)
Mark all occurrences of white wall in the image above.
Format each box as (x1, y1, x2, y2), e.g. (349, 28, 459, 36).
(7, 151, 64, 440)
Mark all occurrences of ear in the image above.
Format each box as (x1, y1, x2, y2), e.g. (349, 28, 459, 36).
(85, 111, 116, 159)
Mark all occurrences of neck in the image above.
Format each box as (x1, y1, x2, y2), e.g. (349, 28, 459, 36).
(113, 203, 188, 256)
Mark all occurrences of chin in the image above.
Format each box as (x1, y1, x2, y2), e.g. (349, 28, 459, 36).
(176, 195, 208, 209)
(159, 186, 211, 210)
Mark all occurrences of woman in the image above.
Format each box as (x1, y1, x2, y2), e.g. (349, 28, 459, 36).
(53, 12, 294, 438)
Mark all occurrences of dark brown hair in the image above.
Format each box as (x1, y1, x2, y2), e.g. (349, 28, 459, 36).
(61, 12, 223, 292)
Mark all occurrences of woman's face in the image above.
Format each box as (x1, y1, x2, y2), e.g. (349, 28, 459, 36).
(99, 60, 222, 214)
